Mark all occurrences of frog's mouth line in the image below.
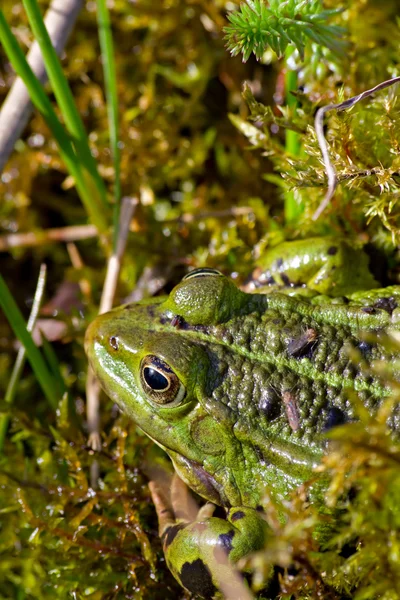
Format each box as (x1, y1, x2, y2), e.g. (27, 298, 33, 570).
(142, 431, 228, 506)
(167, 451, 229, 507)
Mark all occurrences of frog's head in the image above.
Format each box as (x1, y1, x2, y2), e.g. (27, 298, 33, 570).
(85, 271, 260, 507)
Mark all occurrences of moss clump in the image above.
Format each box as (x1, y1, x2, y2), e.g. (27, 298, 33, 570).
(1, 0, 400, 598)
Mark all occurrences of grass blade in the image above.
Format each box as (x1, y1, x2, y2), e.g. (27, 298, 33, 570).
(0, 10, 109, 233)
(284, 47, 302, 223)
(22, 0, 109, 214)
(4, 264, 48, 405)
(96, 0, 121, 251)
(0, 265, 49, 452)
(0, 273, 58, 409)
(41, 336, 66, 398)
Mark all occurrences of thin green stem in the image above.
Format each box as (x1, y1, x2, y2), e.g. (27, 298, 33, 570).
(0, 11, 108, 233)
(285, 71, 301, 155)
(5, 264, 48, 405)
(96, 0, 121, 252)
(0, 419, 9, 456)
(22, 0, 109, 215)
(41, 336, 66, 398)
(0, 274, 58, 409)
(0, 265, 49, 452)
(284, 47, 302, 224)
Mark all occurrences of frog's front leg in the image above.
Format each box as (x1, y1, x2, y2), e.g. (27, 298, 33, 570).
(256, 237, 378, 297)
(149, 476, 271, 599)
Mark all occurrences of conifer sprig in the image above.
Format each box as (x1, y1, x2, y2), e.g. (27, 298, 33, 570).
(224, 0, 346, 62)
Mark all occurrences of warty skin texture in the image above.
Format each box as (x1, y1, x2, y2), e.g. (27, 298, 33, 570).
(86, 273, 400, 512)
(85, 238, 400, 599)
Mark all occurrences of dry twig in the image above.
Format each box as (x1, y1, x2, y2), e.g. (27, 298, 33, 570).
(0, 224, 97, 251)
(313, 76, 400, 220)
(0, 0, 83, 172)
(86, 197, 138, 453)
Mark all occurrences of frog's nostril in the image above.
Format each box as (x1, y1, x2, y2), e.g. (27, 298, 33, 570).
(109, 336, 119, 350)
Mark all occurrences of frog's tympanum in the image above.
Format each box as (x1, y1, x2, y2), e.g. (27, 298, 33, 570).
(85, 238, 400, 598)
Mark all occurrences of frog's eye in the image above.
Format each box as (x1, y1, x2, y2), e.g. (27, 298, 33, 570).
(140, 355, 186, 406)
(182, 267, 223, 281)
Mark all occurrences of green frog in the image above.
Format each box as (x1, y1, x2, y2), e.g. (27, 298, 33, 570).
(85, 237, 400, 598)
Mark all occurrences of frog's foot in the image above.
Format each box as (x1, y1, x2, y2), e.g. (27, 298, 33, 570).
(254, 237, 379, 297)
(149, 474, 272, 599)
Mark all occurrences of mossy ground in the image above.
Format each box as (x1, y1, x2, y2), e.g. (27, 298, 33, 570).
(1, 1, 400, 598)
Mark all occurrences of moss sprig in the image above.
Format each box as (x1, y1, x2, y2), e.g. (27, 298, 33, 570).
(224, 0, 346, 62)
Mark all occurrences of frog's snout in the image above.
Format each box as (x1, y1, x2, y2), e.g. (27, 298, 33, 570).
(84, 314, 109, 359)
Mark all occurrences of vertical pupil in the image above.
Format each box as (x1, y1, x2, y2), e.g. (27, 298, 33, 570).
(144, 367, 169, 391)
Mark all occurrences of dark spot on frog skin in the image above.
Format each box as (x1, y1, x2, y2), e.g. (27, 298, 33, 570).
(287, 328, 318, 359)
(179, 559, 216, 598)
(258, 387, 281, 421)
(276, 258, 284, 269)
(361, 306, 376, 314)
(171, 314, 185, 328)
(254, 445, 268, 465)
(216, 530, 235, 556)
(282, 391, 300, 432)
(327, 246, 338, 256)
(174, 319, 210, 334)
(231, 510, 245, 522)
(159, 311, 210, 334)
(323, 406, 347, 432)
(109, 336, 119, 350)
(373, 296, 398, 314)
(158, 313, 168, 325)
(161, 523, 187, 548)
(358, 340, 372, 356)
(280, 273, 291, 286)
(146, 305, 156, 318)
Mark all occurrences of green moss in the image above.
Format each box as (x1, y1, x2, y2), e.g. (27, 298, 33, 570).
(1, 0, 400, 598)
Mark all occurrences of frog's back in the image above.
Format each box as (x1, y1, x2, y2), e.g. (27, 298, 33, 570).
(86, 254, 400, 514)
(86, 238, 400, 597)
(186, 288, 400, 446)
